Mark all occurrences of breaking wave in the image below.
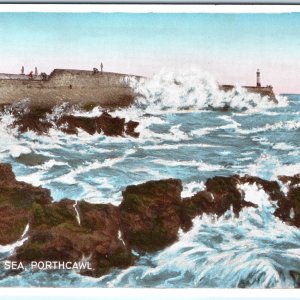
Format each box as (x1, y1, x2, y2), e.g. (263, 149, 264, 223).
(127, 70, 288, 114)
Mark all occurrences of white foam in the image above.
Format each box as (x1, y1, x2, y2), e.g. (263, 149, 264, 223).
(118, 230, 126, 246)
(73, 201, 81, 225)
(272, 142, 295, 151)
(153, 159, 224, 172)
(237, 120, 300, 135)
(181, 181, 205, 198)
(127, 70, 287, 114)
(9, 145, 32, 158)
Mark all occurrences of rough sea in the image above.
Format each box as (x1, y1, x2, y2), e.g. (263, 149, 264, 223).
(0, 70, 299, 287)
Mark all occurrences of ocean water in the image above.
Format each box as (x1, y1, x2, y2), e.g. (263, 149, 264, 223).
(0, 70, 299, 287)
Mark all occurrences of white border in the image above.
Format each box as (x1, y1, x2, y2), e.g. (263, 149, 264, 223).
(0, 288, 300, 298)
(0, 3, 300, 298)
(0, 4, 299, 13)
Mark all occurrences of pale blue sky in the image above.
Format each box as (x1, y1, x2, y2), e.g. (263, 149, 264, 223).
(0, 13, 299, 92)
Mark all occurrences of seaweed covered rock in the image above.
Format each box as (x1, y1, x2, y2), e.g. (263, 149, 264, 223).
(0, 163, 52, 245)
(15, 200, 133, 277)
(120, 179, 183, 252)
(0, 163, 133, 277)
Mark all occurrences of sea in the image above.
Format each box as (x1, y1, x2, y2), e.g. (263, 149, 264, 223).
(0, 70, 299, 288)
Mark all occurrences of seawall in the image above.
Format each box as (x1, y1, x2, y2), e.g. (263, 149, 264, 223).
(0, 69, 142, 109)
(220, 84, 277, 102)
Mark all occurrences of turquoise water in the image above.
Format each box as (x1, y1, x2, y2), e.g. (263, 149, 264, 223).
(0, 72, 299, 287)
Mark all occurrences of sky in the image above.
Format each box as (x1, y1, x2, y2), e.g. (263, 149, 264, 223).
(0, 12, 300, 93)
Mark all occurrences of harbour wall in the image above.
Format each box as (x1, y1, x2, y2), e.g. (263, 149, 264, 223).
(0, 69, 141, 109)
(220, 84, 276, 101)
(0, 69, 277, 108)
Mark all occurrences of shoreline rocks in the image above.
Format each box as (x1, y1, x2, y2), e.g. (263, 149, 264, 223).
(0, 102, 139, 138)
(0, 163, 299, 277)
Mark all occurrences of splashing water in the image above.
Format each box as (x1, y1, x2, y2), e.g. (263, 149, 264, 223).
(127, 70, 288, 114)
(0, 71, 298, 287)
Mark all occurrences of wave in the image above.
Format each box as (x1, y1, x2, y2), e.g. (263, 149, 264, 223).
(127, 70, 288, 114)
(56, 149, 135, 186)
(153, 159, 224, 172)
(246, 154, 300, 181)
(237, 120, 300, 135)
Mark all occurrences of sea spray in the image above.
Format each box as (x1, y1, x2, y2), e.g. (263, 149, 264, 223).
(127, 70, 288, 114)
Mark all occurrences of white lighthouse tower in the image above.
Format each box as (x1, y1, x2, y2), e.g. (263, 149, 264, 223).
(256, 69, 261, 87)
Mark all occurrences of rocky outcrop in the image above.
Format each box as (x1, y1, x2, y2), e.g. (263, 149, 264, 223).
(0, 164, 133, 277)
(0, 102, 139, 138)
(120, 179, 183, 252)
(1, 163, 300, 278)
(0, 164, 52, 245)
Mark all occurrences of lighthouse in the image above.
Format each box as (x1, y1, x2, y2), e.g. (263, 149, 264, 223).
(256, 69, 261, 87)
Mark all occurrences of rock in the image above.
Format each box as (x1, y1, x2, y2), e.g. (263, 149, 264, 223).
(181, 191, 217, 230)
(266, 174, 300, 226)
(120, 179, 183, 252)
(0, 163, 52, 245)
(290, 270, 300, 287)
(15, 200, 133, 277)
(16, 153, 49, 166)
(125, 120, 140, 138)
(12, 112, 52, 134)
(1, 162, 300, 278)
(278, 174, 300, 187)
(57, 115, 97, 135)
(11, 106, 52, 134)
(205, 176, 257, 216)
(96, 112, 126, 136)
(0, 163, 135, 277)
(239, 175, 286, 202)
(3, 101, 139, 138)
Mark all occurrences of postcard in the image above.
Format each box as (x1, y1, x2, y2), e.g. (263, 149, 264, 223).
(0, 3, 299, 293)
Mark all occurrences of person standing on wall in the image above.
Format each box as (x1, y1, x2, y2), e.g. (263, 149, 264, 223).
(100, 62, 103, 74)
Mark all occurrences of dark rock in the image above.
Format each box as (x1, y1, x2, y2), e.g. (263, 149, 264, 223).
(120, 179, 183, 252)
(278, 174, 300, 187)
(125, 120, 140, 138)
(11, 106, 53, 134)
(16, 153, 49, 166)
(15, 200, 134, 277)
(0, 163, 52, 245)
(270, 174, 300, 226)
(0, 163, 134, 277)
(181, 191, 217, 230)
(239, 175, 286, 202)
(4, 102, 139, 138)
(290, 270, 300, 287)
(205, 176, 257, 217)
(57, 115, 97, 135)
